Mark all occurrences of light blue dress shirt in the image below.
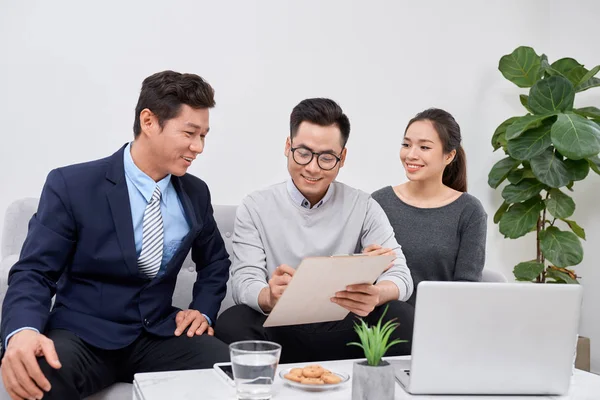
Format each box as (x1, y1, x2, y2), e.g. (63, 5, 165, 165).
(123, 142, 189, 274)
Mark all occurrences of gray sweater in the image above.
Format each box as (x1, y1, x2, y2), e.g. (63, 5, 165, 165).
(231, 181, 414, 313)
(372, 186, 487, 306)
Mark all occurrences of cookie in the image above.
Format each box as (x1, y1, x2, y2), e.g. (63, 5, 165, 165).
(301, 377, 325, 385)
(321, 373, 342, 384)
(302, 364, 325, 378)
(289, 368, 304, 376)
(284, 373, 303, 383)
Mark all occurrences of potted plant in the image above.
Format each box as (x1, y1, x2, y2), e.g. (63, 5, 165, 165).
(347, 305, 406, 400)
(490, 45, 599, 369)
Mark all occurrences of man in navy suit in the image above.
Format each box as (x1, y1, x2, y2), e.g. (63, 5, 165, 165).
(0, 71, 231, 399)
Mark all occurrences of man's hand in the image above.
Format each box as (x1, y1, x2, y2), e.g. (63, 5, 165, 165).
(363, 244, 395, 271)
(174, 310, 213, 337)
(1, 329, 61, 400)
(332, 283, 382, 317)
(259, 264, 295, 313)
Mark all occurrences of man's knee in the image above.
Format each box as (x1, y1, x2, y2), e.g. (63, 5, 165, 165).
(215, 305, 267, 343)
(375, 300, 414, 321)
(370, 301, 415, 337)
(188, 335, 230, 364)
(372, 301, 414, 356)
(37, 333, 84, 399)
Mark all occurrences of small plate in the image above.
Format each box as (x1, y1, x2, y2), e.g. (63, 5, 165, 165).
(279, 368, 350, 391)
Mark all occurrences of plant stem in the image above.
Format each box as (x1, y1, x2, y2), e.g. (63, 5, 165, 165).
(540, 192, 549, 283)
(536, 214, 543, 283)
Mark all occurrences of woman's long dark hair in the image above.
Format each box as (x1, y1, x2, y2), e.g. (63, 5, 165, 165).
(405, 108, 467, 192)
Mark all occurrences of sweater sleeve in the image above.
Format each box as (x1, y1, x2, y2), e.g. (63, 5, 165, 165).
(361, 197, 414, 301)
(230, 198, 269, 314)
(453, 206, 488, 282)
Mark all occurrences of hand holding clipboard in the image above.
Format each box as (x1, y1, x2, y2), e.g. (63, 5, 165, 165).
(263, 251, 396, 327)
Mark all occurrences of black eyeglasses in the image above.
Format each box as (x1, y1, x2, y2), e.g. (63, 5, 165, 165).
(290, 146, 342, 171)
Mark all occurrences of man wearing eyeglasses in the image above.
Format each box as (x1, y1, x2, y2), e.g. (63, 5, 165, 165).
(215, 98, 415, 362)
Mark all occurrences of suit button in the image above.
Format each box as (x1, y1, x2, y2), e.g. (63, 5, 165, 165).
(144, 318, 149, 326)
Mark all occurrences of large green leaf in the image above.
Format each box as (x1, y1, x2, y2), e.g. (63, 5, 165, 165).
(499, 196, 544, 239)
(550, 58, 584, 83)
(576, 65, 600, 86)
(562, 219, 586, 240)
(506, 119, 553, 160)
(566, 68, 589, 88)
(528, 76, 575, 114)
(491, 117, 519, 151)
(539, 226, 583, 267)
(546, 268, 579, 284)
(546, 189, 575, 219)
(530, 149, 571, 188)
(551, 113, 600, 160)
(574, 106, 600, 119)
(576, 77, 600, 92)
(488, 157, 520, 189)
(506, 114, 553, 140)
(513, 261, 545, 281)
(501, 180, 545, 203)
(550, 58, 583, 73)
(499, 46, 542, 88)
(493, 202, 510, 224)
(564, 158, 590, 181)
(589, 155, 600, 175)
(507, 167, 536, 184)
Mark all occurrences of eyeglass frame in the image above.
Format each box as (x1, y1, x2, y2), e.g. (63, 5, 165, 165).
(289, 145, 343, 171)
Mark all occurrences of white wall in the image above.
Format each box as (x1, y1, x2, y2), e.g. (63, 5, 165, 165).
(1, 0, 599, 371)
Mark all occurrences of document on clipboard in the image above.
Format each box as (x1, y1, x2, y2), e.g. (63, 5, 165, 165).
(263, 254, 395, 327)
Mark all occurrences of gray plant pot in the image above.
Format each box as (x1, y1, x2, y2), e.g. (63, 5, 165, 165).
(352, 360, 395, 400)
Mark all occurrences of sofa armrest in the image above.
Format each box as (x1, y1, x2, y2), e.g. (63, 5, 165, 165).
(0, 255, 18, 300)
(0, 254, 18, 340)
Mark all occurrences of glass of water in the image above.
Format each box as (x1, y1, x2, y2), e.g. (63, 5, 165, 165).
(229, 340, 282, 400)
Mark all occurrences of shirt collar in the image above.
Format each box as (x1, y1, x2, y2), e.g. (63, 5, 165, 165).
(124, 142, 171, 205)
(286, 179, 334, 209)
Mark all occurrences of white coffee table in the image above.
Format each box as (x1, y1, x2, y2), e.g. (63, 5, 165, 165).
(133, 356, 600, 400)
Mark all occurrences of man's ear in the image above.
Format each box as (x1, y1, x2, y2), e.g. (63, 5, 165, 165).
(339, 147, 347, 168)
(284, 136, 291, 157)
(445, 149, 457, 166)
(139, 109, 160, 137)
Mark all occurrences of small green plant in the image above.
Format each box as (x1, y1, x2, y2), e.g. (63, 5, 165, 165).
(347, 305, 406, 366)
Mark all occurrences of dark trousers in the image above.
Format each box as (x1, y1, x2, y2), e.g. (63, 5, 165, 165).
(38, 329, 229, 399)
(215, 300, 414, 363)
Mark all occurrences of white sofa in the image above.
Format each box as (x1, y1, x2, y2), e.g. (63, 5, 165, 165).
(0, 197, 507, 399)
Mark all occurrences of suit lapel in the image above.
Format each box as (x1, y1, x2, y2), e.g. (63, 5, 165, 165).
(163, 177, 202, 274)
(106, 145, 139, 276)
(172, 176, 201, 234)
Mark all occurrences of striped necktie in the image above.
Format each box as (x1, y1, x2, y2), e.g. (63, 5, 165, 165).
(138, 186, 163, 278)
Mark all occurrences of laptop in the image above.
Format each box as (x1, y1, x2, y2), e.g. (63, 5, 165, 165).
(392, 281, 583, 395)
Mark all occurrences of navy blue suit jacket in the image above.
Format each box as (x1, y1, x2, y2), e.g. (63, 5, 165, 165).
(1, 145, 230, 351)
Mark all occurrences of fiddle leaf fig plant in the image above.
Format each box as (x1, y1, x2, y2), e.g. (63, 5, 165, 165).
(490, 46, 600, 283)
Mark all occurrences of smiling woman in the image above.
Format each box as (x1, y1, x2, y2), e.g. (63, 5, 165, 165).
(372, 108, 488, 305)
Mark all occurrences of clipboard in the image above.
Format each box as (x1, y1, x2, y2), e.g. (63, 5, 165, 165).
(263, 254, 395, 327)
